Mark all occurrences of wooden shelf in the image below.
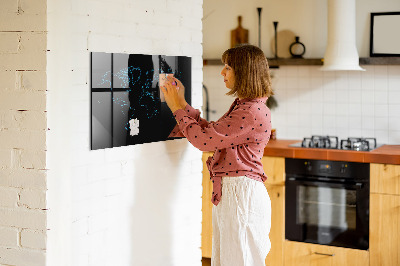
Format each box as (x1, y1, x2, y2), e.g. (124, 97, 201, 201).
(203, 58, 323, 67)
(203, 57, 400, 67)
(268, 58, 323, 67)
(359, 57, 400, 65)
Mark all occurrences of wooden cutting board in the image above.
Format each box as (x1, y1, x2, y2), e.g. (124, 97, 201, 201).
(231, 16, 249, 48)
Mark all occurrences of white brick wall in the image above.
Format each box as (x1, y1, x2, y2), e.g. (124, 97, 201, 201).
(0, 0, 48, 265)
(47, 1, 203, 266)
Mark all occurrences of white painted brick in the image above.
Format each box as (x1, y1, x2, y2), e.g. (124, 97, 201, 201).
(20, 229, 46, 250)
(0, 32, 20, 54)
(70, 150, 90, 167)
(70, 100, 88, 117)
(121, 36, 153, 55)
(135, 24, 170, 41)
(71, 166, 88, 187)
(192, 68, 203, 83)
(181, 42, 202, 57)
(72, 218, 88, 238)
(121, 161, 134, 176)
(16, 70, 47, 91)
(87, 211, 109, 233)
(0, 13, 46, 32)
(0, 227, 19, 247)
(88, 181, 107, 200)
(166, 0, 191, 15)
(0, 129, 46, 150)
(71, 132, 90, 151)
(17, 32, 47, 54)
(0, 0, 18, 13)
(104, 178, 123, 196)
(20, 149, 46, 170)
(0, 247, 45, 266)
(191, 31, 203, 44)
(70, 0, 89, 16)
(191, 55, 203, 69)
(0, 71, 16, 90)
(71, 113, 89, 134)
(46, 0, 203, 265)
(0, 187, 19, 208)
(0, 90, 46, 111)
(0, 110, 46, 130)
(0, 208, 46, 230)
(19, 189, 46, 209)
(0, 53, 47, 71)
(10, 148, 22, 169)
(19, 0, 47, 15)
(0, 149, 11, 169)
(0, 169, 47, 189)
(180, 16, 202, 30)
(189, 3, 203, 19)
(87, 164, 108, 183)
(87, 33, 124, 53)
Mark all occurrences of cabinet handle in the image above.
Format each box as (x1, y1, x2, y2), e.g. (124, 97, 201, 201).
(314, 252, 335, 257)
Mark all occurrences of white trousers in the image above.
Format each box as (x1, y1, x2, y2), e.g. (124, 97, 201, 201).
(211, 176, 271, 266)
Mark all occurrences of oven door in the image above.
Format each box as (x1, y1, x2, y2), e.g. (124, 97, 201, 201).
(285, 177, 369, 250)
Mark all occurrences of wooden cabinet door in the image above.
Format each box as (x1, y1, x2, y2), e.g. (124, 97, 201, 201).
(264, 184, 284, 266)
(370, 193, 400, 266)
(262, 156, 285, 186)
(284, 241, 369, 266)
(370, 163, 400, 195)
(201, 152, 213, 258)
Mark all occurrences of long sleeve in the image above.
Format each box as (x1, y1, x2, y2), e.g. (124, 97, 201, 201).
(168, 104, 211, 137)
(172, 105, 257, 152)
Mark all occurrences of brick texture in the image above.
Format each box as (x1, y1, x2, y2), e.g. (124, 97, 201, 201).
(0, 0, 47, 264)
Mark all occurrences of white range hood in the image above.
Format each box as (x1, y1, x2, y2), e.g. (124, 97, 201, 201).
(320, 0, 365, 71)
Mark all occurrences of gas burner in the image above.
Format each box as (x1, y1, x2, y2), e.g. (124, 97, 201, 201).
(340, 137, 377, 151)
(301, 135, 339, 149)
(290, 136, 380, 151)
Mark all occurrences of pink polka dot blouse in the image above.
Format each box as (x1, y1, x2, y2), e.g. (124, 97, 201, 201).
(170, 97, 272, 206)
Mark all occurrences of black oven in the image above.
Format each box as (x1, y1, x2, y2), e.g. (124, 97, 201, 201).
(285, 158, 369, 250)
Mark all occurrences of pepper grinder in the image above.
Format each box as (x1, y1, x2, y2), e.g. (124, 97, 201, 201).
(273, 21, 279, 58)
(257, 8, 262, 48)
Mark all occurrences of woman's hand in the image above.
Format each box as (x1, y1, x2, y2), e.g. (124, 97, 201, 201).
(171, 76, 187, 107)
(161, 76, 185, 113)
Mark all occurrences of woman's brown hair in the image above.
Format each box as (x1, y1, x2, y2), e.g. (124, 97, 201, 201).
(221, 44, 273, 99)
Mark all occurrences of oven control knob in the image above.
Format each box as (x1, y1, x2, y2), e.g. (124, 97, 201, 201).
(304, 161, 312, 171)
(340, 164, 347, 174)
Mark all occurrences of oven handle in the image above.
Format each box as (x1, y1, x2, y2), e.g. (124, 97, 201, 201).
(286, 177, 364, 189)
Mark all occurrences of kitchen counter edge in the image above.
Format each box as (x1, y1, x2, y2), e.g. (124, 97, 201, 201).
(263, 139, 400, 165)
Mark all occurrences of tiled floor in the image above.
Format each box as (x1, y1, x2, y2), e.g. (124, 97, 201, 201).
(202, 257, 211, 266)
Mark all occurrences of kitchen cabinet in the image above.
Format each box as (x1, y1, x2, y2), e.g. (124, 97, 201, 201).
(264, 184, 284, 266)
(284, 241, 369, 266)
(261, 156, 285, 266)
(370, 163, 400, 195)
(202, 156, 400, 265)
(370, 163, 400, 266)
(201, 154, 286, 266)
(201, 152, 213, 258)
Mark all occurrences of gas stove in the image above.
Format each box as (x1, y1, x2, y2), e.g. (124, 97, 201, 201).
(289, 135, 381, 151)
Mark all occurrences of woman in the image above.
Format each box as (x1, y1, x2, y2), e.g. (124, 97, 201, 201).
(161, 44, 273, 266)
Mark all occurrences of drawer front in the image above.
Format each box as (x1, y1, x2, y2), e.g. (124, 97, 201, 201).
(284, 241, 369, 266)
